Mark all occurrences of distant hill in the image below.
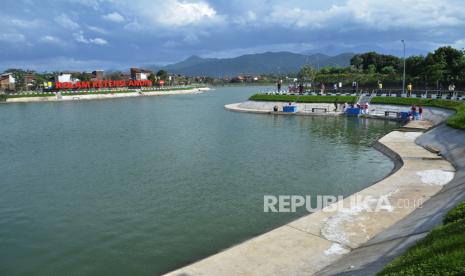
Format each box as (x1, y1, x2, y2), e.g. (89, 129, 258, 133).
(150, 52, 354, 77)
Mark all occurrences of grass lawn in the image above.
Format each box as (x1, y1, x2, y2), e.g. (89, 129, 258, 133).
(249, 94, 358, 104)
(248, 94, 465, 130)
(378, 201, 465, 275)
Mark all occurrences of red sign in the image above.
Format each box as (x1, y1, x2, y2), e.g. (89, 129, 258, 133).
(158, 80, 165, 86)
(55, 80, 153, 89)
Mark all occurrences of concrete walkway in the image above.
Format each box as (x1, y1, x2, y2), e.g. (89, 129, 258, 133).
(4, 87, 209, 103)
(225, 101, 344, 116)
(166, 109, 456, 275)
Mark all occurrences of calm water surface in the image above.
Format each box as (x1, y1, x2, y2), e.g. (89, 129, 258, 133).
(0, 86, 400, 275)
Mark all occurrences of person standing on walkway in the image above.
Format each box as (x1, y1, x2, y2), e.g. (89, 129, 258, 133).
(410, 104, 417, 120)
(407, 83, 413, 97)
(277, 81, 281, 93)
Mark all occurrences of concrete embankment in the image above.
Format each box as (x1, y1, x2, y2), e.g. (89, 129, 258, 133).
(317, 124, 465, 275)
(4, 87, 209, 103)
(167, 102, 459, 276)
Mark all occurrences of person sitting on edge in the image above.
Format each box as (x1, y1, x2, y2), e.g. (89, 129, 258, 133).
(273, 105, 278, 112)
(419, 105, 423, 119)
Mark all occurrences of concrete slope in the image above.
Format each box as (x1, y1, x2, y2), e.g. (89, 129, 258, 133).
(316, 124, 465, 276)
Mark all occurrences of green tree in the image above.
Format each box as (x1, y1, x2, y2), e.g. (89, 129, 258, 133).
(107, 71, 124, 80)
(156, 70, 168, 81)
(429, 46, 465, 83)
(298, 65, 316, 83)
(381, 66, 396, 74)
(71, 72, 92, 82)
(350, 52, 401, 73)
(148, 73, 156, 85)
(405, 56, 425, 77)
(367, 64, 377, 74)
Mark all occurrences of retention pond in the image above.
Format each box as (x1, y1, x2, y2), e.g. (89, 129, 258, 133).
(0, 86, 400, 275)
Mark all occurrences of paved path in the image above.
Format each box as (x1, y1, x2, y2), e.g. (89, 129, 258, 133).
(166, 110, 456, 275)
(4, 88, 209, 103)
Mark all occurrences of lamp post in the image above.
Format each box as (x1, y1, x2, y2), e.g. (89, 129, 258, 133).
(401, 40, 406, 95)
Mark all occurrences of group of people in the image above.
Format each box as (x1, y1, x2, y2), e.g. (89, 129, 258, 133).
(288, 83, 305, 94)
(409, 104, 423, 120)
(358, 103, 370, 114)
(342, 102, 369, 114)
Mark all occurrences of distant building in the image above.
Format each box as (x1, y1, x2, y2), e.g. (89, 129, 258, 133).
(230, 75, 260, 83)
(231, 76, 245, 83)
(56, 73, 73, 83)
(24, 74, 36, 89)
(0, 73, 15, 91)
(130, 68, 152, 81)
(92, 70, 104, 81)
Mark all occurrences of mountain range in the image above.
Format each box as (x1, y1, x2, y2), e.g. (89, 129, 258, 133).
(150, 52, 354, 77)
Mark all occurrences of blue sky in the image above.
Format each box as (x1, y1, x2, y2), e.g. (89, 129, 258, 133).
(1, 0, 465, 71)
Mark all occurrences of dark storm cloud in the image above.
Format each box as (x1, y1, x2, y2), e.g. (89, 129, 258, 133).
(0, 0, 464, 71)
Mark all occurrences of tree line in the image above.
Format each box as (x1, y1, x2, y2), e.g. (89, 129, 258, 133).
(298, 46, 465, 90)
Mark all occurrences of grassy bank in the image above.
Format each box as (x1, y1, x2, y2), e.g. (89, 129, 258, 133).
(3, 86, 202, 99)
(249, 94, 357, 104)
(248, 94, 465, 130)
(378, 201, 465, 275)
(7, 93, 56, 98)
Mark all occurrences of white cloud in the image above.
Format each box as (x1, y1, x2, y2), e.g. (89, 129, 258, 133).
(40, 35, 61, 44)
(74, 0, 101, 10)
(87, 25, 108, 34)
(117, 0, 221, 28)
(54, 14, 80, 29)
(73, 31, 108, 45)
(452, 39, 465, 49)
(102, 12, 125, 23)
(157, 1, 217, 26)
(262, 0, 465, 30)
(233, 11, 257, 26)
(91, 37, 108, 45)
(0, 33, 26, 42)
(10, 18, 43, 28)
(123, 20, 144, 31)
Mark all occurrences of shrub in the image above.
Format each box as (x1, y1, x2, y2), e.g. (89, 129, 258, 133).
(444, 201, 465, 225)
